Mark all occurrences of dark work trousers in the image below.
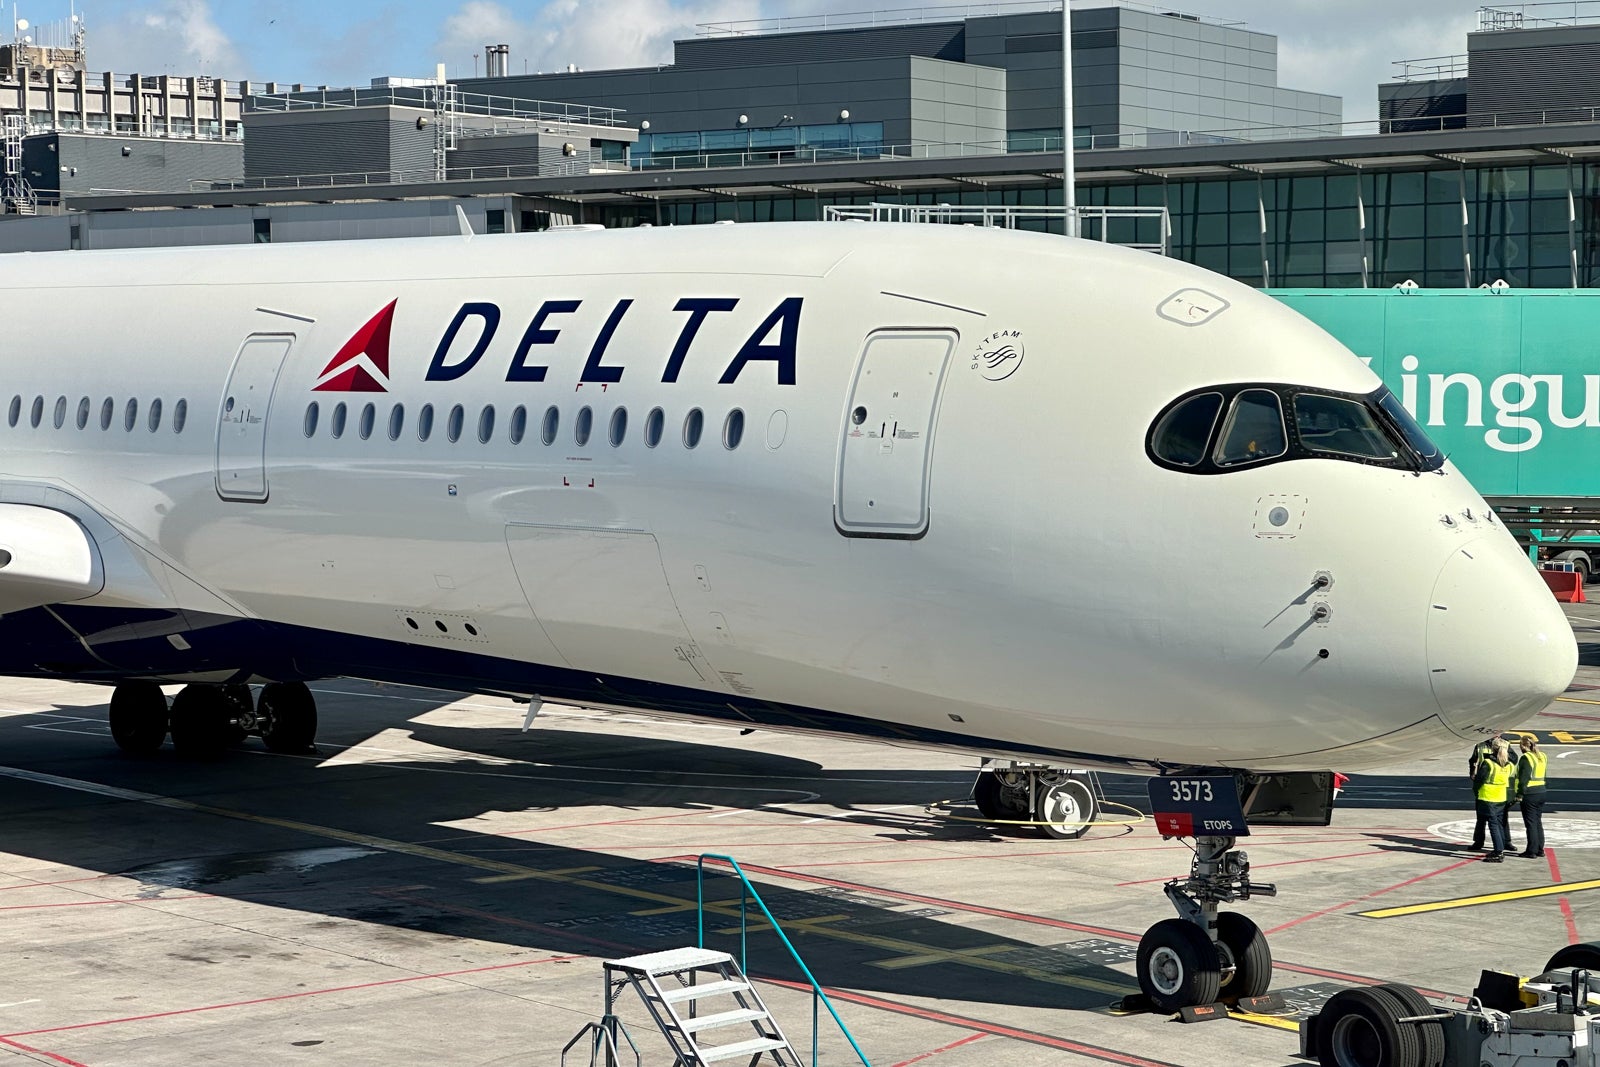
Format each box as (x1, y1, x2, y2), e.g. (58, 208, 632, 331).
(1476, 799, 1509, 854)
(1474, 794, 1514, 849)
(1521, 792, 1547, 855)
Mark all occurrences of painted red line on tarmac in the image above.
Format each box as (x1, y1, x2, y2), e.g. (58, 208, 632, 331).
(765, 979, 1182, 1067)
(683, 857, 1464, 1000)
(0, 956, 581, 1038)
(1548, 850, 1565, 883)
(1263, 857, 1478, 937)
(497, 807, 743, 837)
(0, 1037, 90, 1066)
(1543, 849, 1581, 945)
(0, 875, 115, 893)
(890, 1032, 987, 1066)
(1115, 849, 1382, 887)
(0, 895, 210, 912)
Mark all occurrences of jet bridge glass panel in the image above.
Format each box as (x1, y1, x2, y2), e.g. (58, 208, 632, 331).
(835, 330, 955, 538)
(216, 334, 293, 502)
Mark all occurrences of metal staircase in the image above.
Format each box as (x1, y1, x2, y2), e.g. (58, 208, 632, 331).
(604, 947, 801, 1066)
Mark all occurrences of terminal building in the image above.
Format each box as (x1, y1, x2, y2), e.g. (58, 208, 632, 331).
(1, 2, 1599, 292)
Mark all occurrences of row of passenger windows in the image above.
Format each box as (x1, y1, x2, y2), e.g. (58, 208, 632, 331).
(304, 401, 748, 451)
(1147, 384, 1442, 474)
(7, 394, 189, 434)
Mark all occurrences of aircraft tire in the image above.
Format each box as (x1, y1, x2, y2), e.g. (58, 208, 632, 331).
(1034, 777, 1096, 840)
(972, 771, 1029, 822)
(1136, 918, 1221, 1012)
(1314, 986, 1420, 1067)
(1372, 985, 1444, 1067)
(259, 682, 317, 754)
(1545, 941, 1600, 974)
(1216, 912, 1272, 999)
(168, 685, 231, 759)
(108, 681, 168, 755)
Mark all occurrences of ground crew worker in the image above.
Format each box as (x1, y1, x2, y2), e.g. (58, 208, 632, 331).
(1474, 739, 1514, 862)
(1469, 730, 1504, 850)
(1517, 736, 1548, 858)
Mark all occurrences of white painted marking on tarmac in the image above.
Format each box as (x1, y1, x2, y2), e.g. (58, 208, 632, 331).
(707, 809, 746, 818)
(1430, 817, 1600, 848)
(0, 1000, 41, 1010)
(0, 766, 166, 803)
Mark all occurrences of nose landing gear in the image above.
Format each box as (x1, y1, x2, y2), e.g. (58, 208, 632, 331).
(1134, 771, 1335, 1014)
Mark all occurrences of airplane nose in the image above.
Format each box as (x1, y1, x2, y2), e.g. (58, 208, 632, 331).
(1428, 537, 1577, 735)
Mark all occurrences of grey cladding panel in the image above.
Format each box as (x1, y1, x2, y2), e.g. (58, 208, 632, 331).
(1470, 41, 1600, 120)
(673, 23, 963, 68)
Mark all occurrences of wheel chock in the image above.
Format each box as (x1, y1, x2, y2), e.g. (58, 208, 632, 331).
(1233, 993, 1289, 1014)
(1178, 1002, 1229, 1023)
(1114, 993, 1153, 1013)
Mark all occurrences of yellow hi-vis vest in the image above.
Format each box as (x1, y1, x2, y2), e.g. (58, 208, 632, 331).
(1522, 751, 1548, 789)
(1477, 761, 1512, 803)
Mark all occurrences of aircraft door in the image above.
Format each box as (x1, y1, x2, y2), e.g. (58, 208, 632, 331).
(835, 329, 955, 538)
(215, 334, 293, 502)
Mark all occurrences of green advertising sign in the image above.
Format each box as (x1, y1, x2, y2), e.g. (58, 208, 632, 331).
(1269, 289, 1600, 498)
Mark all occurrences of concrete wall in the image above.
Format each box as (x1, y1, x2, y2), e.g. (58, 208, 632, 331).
(20, 133, 242, 196)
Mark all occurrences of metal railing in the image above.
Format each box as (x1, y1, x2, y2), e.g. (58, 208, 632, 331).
(245, 85, 627, 128)
(1390, 54, 1470, 81)
(1479, 1, 1600, 29)
(191, 158, 626, 192)
(825, 202, 1171, 254)
(696, 854, 870, 1067)
(697, 0, 1241, 35)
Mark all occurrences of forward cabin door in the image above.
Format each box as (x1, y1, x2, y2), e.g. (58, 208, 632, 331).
(834, 329, 956, 538)
(215, 334, 293, 502)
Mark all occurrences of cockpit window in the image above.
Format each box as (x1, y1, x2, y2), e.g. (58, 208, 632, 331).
(1148, 382, 1442, 476)
(1213, 389, 1286, 467)
(1151, 392, 1223, 467)
(1376, 387, 1442, 464)
(1293, 393, 1400, 462)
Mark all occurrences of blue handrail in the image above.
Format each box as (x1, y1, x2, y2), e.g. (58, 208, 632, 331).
(696, 853, 871, 1067)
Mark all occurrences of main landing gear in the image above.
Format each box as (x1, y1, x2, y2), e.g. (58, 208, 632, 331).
(1136, 834, 1276, 1012)
(108, 681, 318, 758)
(972, 764, 1100, 839)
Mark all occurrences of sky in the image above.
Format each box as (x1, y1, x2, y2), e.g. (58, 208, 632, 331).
(7, 1, 1488, 124)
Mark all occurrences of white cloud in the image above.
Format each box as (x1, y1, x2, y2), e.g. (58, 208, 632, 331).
(92, 0, 246, 77)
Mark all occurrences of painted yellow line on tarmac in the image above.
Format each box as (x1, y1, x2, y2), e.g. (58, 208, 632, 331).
(1557, 696, 1600, 707)
(1230, 1011, 1300, 1032)
(1359, 878, 1600, 918)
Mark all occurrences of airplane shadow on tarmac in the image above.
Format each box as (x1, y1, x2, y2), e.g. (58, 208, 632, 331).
(0, 695, 1152, 1020)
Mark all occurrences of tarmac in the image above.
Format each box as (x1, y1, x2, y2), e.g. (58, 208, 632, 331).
(0, 604, 1597, 1066)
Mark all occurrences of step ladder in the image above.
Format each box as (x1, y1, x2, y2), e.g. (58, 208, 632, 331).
(605, 947, 802, 1066)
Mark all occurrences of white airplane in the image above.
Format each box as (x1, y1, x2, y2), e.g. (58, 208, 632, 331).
(0, 221, 1574, 1013)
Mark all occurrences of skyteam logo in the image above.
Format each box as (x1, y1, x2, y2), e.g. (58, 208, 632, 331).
(973, 329, 1024, 382)
(314, 300, 397, 392)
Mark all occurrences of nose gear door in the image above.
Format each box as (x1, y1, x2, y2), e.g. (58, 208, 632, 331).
(216, 334, 293, 502)
(834, 329, 955, 539)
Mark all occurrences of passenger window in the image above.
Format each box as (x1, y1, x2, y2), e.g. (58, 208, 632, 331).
(575, 405, 593, 446)
(684, 407, 704, 449)
(417, 403, 434, 442)
(304, 401, 320, 438)
(30, 396, 42, 428)
(77, 397, 90, 430)
(7, 396, 18, 428)
(509, 405, 527, 445)
(610, 407, 627, 447)
(173, 399, 187, 433)
(1293, 394, 1398, 461)
(645, 406, 665, 448)
(148, 398, 162, 432)
(447, 403, 464, 443)
(98, 397, 112, 431)
(52, 396, 66, 429)
(124, 398, 138, 432)
(723, 408, 744, 450)
(330, 401, 348, 439)
(542, 405, 559, 445)
(388, 403, 404, 441)
(355, 402, 373, 440)
(1214, 390, 1287, 467)
(478, 405, 495, 444)
(1151, 392, 1224, 467)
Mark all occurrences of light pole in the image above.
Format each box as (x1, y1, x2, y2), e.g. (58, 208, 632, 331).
(1063, 2, 1077, 236)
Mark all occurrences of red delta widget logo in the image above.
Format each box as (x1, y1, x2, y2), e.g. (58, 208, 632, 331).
(311, 296, 805, 392)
